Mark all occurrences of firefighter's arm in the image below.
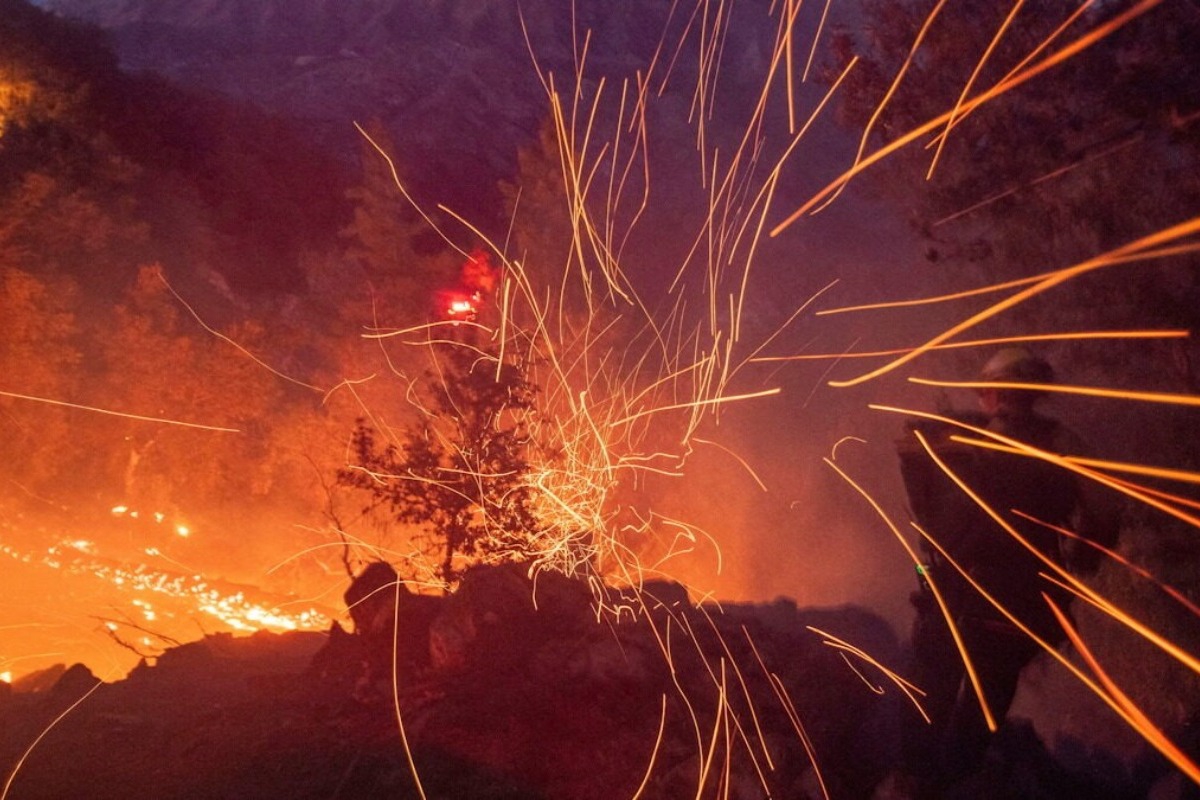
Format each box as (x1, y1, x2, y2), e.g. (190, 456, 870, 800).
(1065, 478, 1121, 573)
(1057, 425, 1122, 573)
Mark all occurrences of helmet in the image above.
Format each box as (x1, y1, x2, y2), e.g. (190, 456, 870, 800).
(980, 347, 1054, 385)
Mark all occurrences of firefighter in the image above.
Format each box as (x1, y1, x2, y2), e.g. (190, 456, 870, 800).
(974, 347, 1117, 574)
(894, 347, 1118, 793)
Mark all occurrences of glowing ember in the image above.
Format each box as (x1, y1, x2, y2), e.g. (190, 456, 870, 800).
(0, 529, 330, 666)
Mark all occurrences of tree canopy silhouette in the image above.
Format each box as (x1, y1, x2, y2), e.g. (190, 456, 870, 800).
(823, 0, 1200, 394)
(339, 342, 543, 584)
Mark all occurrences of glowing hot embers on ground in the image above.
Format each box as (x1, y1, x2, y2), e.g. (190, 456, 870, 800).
(110, 504, 191, 538)
(0, 529, 329, 651)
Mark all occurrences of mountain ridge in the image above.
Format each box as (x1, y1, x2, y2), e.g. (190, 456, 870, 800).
(41, 0, 689, 225)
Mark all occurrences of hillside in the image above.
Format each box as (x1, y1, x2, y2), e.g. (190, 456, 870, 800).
(2, 563, 1144, 800)
(2, 0, 349, 296)
(39, 0, 689, 227)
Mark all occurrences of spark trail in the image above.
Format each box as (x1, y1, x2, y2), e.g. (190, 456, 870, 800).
(335, 0, 1200, 794)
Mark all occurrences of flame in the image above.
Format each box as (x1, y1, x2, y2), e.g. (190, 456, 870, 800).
(443, 293, 480, 324)
(0, 527, 329, 661)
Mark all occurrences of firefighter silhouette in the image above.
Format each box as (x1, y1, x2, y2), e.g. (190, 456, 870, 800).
(895, 347, 1118, 789)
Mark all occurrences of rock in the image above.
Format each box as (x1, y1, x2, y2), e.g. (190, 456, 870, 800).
(616, 578, 691, 612)
(50, 663, 99, 698)
(428, 562, 537, 671)
(528, 566, 595, 626)
(0, 567, 989, 799)
(315, 562, 443, 699)
(1009, 553, 1200, 795)
(344, 560, 402, 637)
(344, 561, 441, 667)
(10, 663, 69, 694)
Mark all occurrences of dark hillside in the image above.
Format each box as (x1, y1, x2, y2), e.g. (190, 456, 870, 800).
(1, 0, 349, 296)
(2, 564, 1158, 799)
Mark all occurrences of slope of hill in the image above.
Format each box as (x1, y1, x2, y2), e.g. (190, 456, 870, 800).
(2, 0, 349, 296)
(6, 563, 1137, 799)
(39, 0, 689, 226)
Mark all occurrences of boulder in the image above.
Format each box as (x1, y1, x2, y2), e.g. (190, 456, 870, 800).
(50, 663, 100, 698)
(344, 560, 402, 637)
(1009, 548, 1200, 795)
(428, 562, 540, 671)
(317, 562, 442, 698)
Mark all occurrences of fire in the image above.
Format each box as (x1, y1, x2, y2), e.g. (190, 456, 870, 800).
(436, 249, 500, 324)
(1, 1, 1195, 796)
(0, 72, 36, 139)
(443, 293, 480, 324)
(0, 527, 330, 670)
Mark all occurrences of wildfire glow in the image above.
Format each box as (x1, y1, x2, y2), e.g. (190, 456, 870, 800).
(2, 1, 1196, 797)
(448, 299, 472, 313)
(0, 532, 329, 652)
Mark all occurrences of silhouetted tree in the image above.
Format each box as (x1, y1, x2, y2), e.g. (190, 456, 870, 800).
(339, 343, 542, 584)
(826, 1, 1200, 257)
(339, 120, 457, 316)
(499, 115, 573, 293)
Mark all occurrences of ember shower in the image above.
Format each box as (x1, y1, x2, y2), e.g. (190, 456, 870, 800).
(1, 0, 1198, 792)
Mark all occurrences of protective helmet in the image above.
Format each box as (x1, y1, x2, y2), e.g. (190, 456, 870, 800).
(980, 347, 1054, 385)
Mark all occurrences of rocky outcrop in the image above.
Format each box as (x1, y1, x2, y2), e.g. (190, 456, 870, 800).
(8, 561, 1187, 798)
(1, 563, 910, 798)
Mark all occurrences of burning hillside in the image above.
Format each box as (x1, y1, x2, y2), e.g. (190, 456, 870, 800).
(1, 0, 1198, 797)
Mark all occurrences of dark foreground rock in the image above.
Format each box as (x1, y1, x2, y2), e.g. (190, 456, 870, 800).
(1, 563, 1190, 798)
